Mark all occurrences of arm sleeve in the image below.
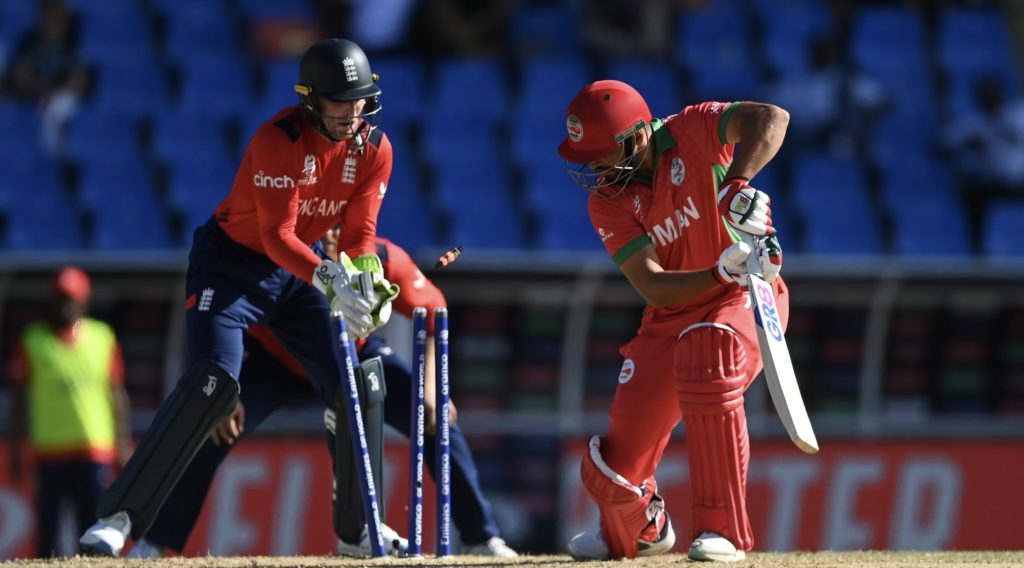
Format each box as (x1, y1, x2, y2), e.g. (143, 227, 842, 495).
(109, 341, 125, 385)
(588, 195, 652, 266)
(682, 101, 740, 166)
(250, 134, 324, 282)
(339, 135, 393, 259)
(382, 239, 447, 334)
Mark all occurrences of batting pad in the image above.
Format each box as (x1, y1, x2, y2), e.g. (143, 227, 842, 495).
(97, 359, 238, 539)
(580, 436, 668, 559)
(674, 325, 754, 550)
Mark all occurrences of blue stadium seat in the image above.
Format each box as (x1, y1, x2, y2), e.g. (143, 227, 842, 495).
(507, 3, 583, 57)
(77, 9, 154, 64)
(0, 1, 35, 46)
(943, 68, 1020, 119)
(604, 59, 679, 119)
(792, 154, 882, 254)
(880, 165, 970, 256)
(90, 193, 174, 250)
(0, 148, 63, 222)
(377, 162, 436, 249)
(889, 198, 971, 257)
(420, 119, 501, 169)
(435, 159, 524, 249)
(62, 110, 142, 165)
(522, 162, 598, 251)
(87, 58, 168, 120)
(174, 56, 254, 121)
(757, 1, 835, 76)
(76, 160, 155, 211)
(77, 161, 173, 250)
(850, 7, 933, 120)
(164, 154, 234, 241)
(3, 186, 83, 251)
(234, 0, 316, 22)
(152, 110, 233, 167)
(533, 200, 600, 251)
(372, 58, 426, 129)
(868, 115, 936, 171)
(0, 103, 44, 165)
(512, 57, 589, 167)
(938, 7, 1016, 76)
(675, 8, 759, 101)
(983, 201, 1024, 256)
(431, 58, 509, 125)
(161, 3, 239, 61)
(253, 57, 301, 116)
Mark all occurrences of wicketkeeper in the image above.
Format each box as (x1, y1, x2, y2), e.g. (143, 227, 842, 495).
(558, 80, 789, 562)
(79, 38, 400, 557)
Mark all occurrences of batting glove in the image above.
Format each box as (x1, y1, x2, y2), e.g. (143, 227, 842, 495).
(717, 178, 775, 236)
(754, 235, 783, 283)
(713, 241, 752, 286)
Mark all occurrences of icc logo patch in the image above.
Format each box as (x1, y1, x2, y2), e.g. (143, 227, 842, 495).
(671, 157, 685, 185)
(618, 358, 636, 384)
(567, 114, 583, 142)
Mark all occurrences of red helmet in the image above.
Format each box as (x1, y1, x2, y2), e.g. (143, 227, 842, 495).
(557, 80, 652, 164)
(52, 266, 91, 302)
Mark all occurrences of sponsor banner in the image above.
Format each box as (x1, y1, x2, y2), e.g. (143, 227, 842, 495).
(0, 440, 438, 559)
(1, 439, 1022, 558)
(561, 439, 1024, 552)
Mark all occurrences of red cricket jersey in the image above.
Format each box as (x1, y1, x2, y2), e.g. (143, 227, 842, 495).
(214, 106, 393, 283)
(247, 238, 447, 377)
(588, 101, 762, 336)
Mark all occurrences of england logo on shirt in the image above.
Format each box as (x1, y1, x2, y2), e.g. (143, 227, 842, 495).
(341, 157, 357, 184)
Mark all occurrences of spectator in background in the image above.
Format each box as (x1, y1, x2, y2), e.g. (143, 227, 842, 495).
(316, 0, 420, 55)
(761, 36, 888, 158)
(408, 0, 512, 56)
(6, 267, 131, 558)
(941, 74, 1024, 243)
(1, 0, 91, 155)
(581, 0, 674, 60)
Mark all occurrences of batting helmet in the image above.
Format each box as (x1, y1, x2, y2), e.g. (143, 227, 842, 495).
(558, 80, 653, 198)
(557, 80, 652, 164)
(294, 38, 381, 141)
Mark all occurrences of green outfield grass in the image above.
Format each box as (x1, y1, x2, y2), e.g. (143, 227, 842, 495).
(3, 552, 1024, 568)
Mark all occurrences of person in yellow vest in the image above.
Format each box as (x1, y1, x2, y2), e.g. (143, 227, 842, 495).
(7, 266, 131, 558)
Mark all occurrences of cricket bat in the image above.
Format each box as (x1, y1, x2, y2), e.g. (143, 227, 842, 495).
(743, 235, 819, 454)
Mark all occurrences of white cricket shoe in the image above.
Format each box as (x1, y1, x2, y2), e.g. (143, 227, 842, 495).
(687, 531, 746, 562)
(125, 538, 164, 558)
(79, 511, 131, 557)
(464, 536, 518, 557)
(336, 523, 409, 557)
(567, 515, 675, 561)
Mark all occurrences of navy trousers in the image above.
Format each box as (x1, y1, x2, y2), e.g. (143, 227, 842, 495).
(184, 219, 342, 407)
(36, 460, 112, 557)
(144, 335, 501, 551)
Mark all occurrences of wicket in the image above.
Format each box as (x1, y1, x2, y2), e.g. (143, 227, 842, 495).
(408, 307, 453, 557)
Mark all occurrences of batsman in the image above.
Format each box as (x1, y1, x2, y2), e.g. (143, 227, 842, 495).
(558, 80, 790, 562)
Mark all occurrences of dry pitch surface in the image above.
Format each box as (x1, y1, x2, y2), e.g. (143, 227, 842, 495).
(3, 552, 1024, 568)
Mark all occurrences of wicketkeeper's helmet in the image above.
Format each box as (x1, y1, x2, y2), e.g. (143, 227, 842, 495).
(294, 38, 381, 142)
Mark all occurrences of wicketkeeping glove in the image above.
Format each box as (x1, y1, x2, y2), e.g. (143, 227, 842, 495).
(717, 178, 775, 236)
(312, 254, 400, 339)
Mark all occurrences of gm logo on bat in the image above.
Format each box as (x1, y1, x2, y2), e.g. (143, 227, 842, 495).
(754, 281, 784, 343)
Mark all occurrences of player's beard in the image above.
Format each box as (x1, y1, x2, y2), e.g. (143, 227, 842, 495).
(324, 117, 361, 141)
